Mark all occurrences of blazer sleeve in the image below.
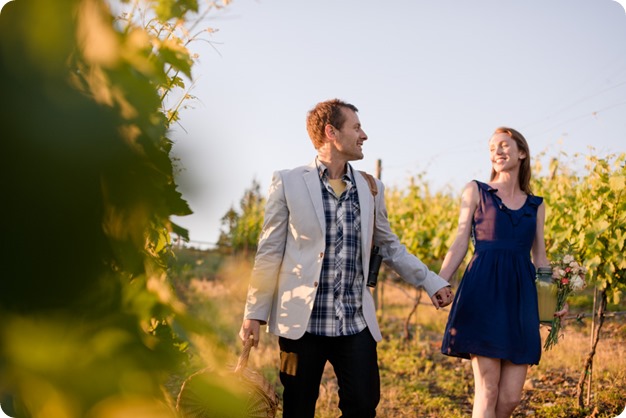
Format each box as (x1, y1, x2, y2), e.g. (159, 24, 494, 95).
(243, 170, 289, 323)
(373, 180, 449, 297)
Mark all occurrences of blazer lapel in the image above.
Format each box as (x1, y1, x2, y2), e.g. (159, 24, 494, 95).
(304, 161, 326, 232)
(354, 168, 374, 257)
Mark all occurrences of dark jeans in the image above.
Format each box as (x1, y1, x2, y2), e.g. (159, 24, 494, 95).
(278, 328, 380, 418)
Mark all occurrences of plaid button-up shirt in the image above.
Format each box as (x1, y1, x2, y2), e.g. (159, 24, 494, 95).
(307, 161, 367, 337)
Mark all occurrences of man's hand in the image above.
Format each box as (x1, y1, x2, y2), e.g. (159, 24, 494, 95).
(431, 286, 453, 309)
(239, 319, 262, 347)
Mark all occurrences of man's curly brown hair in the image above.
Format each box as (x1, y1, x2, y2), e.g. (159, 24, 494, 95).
(306, 99, 358, 149)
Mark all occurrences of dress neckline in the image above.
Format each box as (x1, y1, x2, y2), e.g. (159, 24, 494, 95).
(494, 193, 529, 212)
(480, 181, 529, 211)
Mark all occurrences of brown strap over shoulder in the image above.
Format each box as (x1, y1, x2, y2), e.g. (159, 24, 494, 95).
(359, 170, 378, 197)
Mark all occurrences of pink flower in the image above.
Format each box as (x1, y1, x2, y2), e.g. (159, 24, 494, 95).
(544, 251, 587, 351)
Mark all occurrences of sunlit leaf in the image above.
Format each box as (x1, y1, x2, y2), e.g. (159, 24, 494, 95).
(609, 175, 625, 192)
(158, 38, 194, 78)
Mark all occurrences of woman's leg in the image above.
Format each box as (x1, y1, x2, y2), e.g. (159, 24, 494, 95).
(495, 360, 528, 418)
(470, 355, 502, 418)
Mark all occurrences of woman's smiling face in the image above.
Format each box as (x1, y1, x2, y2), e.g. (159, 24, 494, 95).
(489, 132, 526, 174)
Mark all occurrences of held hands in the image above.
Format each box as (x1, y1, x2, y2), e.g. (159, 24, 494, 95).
(239, 319, 261, 348)
(431, 286, 454, 309)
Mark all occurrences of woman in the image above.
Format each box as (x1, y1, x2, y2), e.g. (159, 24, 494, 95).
(440, 127, 567, 418)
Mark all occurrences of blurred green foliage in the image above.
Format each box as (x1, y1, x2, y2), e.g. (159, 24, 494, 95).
(0, 0, 240, 417)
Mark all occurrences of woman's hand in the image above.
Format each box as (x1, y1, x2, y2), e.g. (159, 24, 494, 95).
(555, 302, 569, 318)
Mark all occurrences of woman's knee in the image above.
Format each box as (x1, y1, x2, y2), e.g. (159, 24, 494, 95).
(477, 382, 500, 405)
(497, 391, 522, 413)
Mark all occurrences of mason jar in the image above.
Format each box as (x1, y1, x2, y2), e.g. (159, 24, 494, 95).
(536, 266, 557, 323)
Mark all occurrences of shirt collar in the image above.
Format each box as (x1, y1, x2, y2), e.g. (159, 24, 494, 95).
(315, 158, 355, 183)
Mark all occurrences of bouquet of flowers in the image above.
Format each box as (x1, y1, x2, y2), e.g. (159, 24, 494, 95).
(543, 253, 587, 351)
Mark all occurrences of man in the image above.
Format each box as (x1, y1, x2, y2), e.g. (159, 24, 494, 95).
(239, 98, 452, 417)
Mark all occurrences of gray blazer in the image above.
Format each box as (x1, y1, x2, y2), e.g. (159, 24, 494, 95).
(243, 160, 449, 341)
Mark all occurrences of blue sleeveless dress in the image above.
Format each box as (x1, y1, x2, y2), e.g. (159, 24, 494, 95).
(441, 180, 543, 365)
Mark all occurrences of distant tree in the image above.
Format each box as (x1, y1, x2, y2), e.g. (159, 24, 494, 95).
(217, 206, 239, 252)
(217, 179, 265, 256)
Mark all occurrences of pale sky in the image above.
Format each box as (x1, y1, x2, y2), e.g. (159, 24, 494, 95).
(2, 0, 626, 249)
(169, 0, 626, 247)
